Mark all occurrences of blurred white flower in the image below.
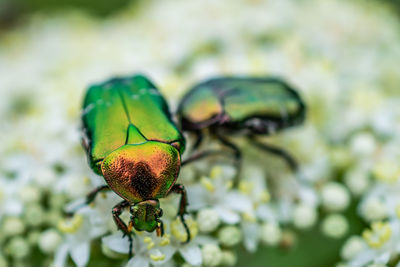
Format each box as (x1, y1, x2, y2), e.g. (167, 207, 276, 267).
(321, 182, 351, 212)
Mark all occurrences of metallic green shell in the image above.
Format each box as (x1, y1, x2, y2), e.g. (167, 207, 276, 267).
(82, 75, 185, 174)
(178, 77, 305, 131)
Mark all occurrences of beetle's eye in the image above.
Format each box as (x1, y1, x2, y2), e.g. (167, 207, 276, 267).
(170, 142, 181, 151)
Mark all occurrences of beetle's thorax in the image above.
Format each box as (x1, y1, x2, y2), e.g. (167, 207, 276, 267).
(101, 141, 181, 202)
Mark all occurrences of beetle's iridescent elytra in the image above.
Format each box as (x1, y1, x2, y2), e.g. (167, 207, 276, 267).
(77, 74, 306, 257)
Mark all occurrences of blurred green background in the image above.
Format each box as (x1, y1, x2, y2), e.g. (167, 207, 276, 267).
(1, 0, 400, 29)
(0, 0, 134, 28)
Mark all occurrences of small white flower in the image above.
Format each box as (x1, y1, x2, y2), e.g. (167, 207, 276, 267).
(321, 214, 349, 239)
(321, 182, 350, 212)
(260, 222, 282, 246)
(345, 169, 370, 196)
(292, 203, 317, 229)
(2, 217, 25, 237)
(187, 166, 251, 224)
(4, 236, 30, 259)
(18, 185, 41, 203)
(341, 236, 367, 260)
(346, 220, 400, 267)
(218, 226, 242, 247)
(197, 208, 221, 233)
(38, 229, 63, 254)
(350, 133, 376, 158)
(54, 211, 108, 267)
(103, 219, 203, 267)
(220, 250, 237, 266)
(202, 243, 222, 267)
(360, 197, 388, 221)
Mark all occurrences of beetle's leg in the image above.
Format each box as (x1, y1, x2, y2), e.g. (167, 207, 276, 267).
(214, 133, 242, 186)
(247, 137, 298, 172)
(65, 185, 110, 216)
(181, 150, 226, 166)
(168, 184, 191, 243)
(85, 185, 110, 205)
(112, 200, 134, 258)
(191, 130, 203, 152)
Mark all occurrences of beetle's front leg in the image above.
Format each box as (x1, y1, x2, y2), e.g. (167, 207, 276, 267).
(191, 130, 204, 152)
(65, 185, 110, 216)
(86, 185, 110, 205)
(181, 149, 226, 166)
(112, 200, 134, 257)
(168, 184, 191, 243)
(214, 132, 242, 186)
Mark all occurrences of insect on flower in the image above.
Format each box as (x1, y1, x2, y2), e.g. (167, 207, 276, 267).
(76, 74, 305, 257)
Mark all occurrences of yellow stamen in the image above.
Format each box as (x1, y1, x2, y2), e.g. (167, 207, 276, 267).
(243, 212, 257, 223)
(362, 221, 392, 248)
(159, 236, 170, 246)
(171, 218, 198, 242)
(260, 190, 271, 203)
(210, 167, 222, 179)
(58, 214, 83, 233)
(147, 242, 155, 250)
(143, 237, 155, 250)
(200, 177, 215, 192)
(373, 160, 400, 183)
(239, 181, 253, 195)
(396, 205, 400, 219)
(150, 253, 166, 261)
(225, 181, 233, 190)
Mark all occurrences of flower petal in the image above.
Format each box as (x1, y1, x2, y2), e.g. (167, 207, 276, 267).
(257, 204, 278, 222)
(194, 235, 218, 245)
(127, 256, 150, 267)
(187, 185, 207, 211)
(179, 243, 202, 266)
(70, 242, 90, 267)
(242, 222, 260, 252)
(223, 192, 252, 211)
(149, 248, 175, 266)
(374, 251, 390, 264)
(215, 206, 240, 224)
(53, 243, 69, 267)
(102, 232, 130, 254)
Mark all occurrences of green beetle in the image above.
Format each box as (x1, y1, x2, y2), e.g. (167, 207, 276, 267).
(81, 75, 189, 256)
(177, 76, 305, 184)
(77, 74, 306, 257)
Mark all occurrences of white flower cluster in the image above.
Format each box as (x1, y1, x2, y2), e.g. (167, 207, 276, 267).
(1, 0, 400, 266)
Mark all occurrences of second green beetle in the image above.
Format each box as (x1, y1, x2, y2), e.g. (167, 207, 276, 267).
(79, 74, 306, 257)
